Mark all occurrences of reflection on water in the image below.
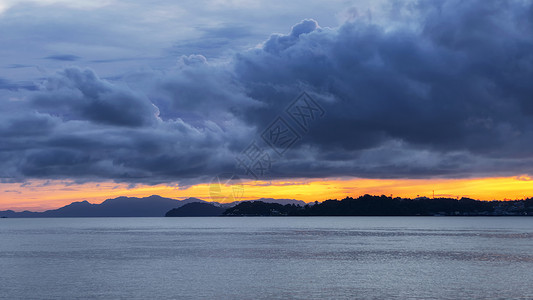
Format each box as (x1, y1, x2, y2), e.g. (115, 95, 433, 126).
(1, 217, 532, 299)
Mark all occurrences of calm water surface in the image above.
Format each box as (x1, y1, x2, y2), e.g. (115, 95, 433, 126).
(0, 217, 532, 299)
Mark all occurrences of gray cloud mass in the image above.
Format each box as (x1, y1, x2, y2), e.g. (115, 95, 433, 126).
(1, 0, 533, 184)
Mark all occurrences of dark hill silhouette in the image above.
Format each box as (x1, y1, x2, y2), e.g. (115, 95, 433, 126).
(6, 194, 529, 218)
(0, 195, 202, 217)
(91, 195, 204, 217)
(0, 196, 305, 218)
(223, 195, 533, 216)
(165, 202, 226, 217)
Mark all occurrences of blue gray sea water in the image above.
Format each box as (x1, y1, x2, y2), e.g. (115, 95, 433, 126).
(1, 217, 532, 299)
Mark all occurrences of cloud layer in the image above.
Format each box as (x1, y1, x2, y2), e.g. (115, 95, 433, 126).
(1, 0, 533, 185)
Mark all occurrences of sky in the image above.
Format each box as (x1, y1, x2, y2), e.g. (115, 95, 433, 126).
(1, 0, 533, 211)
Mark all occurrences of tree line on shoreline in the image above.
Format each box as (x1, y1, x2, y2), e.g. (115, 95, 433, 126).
(216, 195, 533, 217)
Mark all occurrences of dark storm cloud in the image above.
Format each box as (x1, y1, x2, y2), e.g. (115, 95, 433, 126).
(148, 55, 262, 124)
(1, 0, 533, 184)
(233, 2, 533, 160)
(32, 68, 159, 127)
(0, 69, 254, 183)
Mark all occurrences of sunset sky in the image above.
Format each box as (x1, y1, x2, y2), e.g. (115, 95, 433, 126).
(2, 0, 533, 211)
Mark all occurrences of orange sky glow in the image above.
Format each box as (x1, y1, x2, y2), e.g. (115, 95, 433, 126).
(2, 175, 533, 211)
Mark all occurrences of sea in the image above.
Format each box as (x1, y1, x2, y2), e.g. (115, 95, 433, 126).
(1, 217, 532, 299)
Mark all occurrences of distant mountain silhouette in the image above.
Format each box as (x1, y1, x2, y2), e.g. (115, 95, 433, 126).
(0, 195, 305, 218)
(165, 202, 226, 217)
(0, 195, 203, 218)
(3, 195, 532, 218)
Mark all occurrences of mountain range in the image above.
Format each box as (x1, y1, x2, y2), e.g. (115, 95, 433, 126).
(0, 195, 305, 218)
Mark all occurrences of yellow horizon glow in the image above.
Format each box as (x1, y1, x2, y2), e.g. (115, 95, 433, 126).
(1, 175, 533, 211)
